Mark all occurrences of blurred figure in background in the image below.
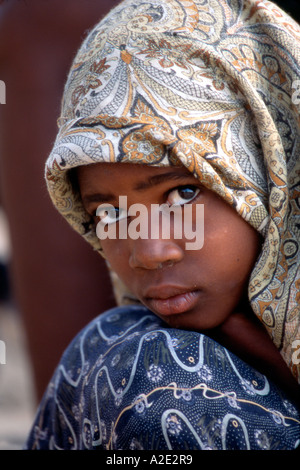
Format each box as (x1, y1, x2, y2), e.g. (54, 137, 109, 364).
(0, 0, 120, 401)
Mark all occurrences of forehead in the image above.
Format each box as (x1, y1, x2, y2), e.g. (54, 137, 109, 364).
(77, 162, 195, 190)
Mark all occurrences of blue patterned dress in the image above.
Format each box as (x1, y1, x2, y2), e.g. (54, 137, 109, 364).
(25, 306, 300, 450)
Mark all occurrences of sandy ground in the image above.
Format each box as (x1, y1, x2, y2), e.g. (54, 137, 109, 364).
(0, 302, 36, 450)
(0, 209, 36, 450)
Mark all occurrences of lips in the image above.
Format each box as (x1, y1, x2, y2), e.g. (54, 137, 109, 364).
(144, 285, 200, 316)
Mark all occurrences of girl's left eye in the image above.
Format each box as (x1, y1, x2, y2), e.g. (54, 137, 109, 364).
(167, 185, 200, 206)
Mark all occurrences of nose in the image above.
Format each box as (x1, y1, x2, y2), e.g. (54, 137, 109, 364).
(128, 237, 184, 270)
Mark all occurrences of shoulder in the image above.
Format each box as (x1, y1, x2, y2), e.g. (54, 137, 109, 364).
(25, 306, 300, 450)
(60, 305, 163, 363)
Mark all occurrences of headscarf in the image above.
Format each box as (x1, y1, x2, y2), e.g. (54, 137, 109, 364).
(45, 0, 300, 382)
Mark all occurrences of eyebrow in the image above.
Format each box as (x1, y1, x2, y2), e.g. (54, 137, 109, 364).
(133, 170, 192, 191)
(81, 169, 194, 206)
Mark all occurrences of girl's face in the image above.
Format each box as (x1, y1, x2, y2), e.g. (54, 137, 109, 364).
(77, 162, 262, 331)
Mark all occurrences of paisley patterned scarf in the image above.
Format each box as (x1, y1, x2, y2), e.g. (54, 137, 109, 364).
(45, 0, 300, 382)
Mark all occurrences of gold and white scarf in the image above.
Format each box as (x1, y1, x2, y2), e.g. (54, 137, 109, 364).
(45, 0, 300, 382)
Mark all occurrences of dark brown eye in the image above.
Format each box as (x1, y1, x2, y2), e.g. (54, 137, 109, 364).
(96, 205, 127, 224)
(168, 186, 200, 206)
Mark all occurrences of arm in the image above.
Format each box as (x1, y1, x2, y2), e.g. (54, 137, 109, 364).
(208, 309, 300, 406)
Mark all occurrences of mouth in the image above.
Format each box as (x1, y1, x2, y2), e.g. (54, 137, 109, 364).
(143, 285, 200, 316)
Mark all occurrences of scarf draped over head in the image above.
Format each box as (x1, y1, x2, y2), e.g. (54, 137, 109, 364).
(45, 0, 300, 382)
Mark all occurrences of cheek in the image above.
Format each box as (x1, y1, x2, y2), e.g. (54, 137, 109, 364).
(200, 212, 262, 289)
(101, 239, 130, 275)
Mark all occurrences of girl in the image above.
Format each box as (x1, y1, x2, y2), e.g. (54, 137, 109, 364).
(25, 0, 300, 450)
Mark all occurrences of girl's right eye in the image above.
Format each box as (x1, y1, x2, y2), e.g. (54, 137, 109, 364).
(96, 205, 127, 224)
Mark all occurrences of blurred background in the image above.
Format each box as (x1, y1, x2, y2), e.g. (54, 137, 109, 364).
(0, 0, 120, 449)
(0, 0, 298, 451)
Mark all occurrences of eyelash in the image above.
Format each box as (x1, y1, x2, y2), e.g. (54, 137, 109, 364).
(94, 184, 201, 224)
(167, 185, 200, 206)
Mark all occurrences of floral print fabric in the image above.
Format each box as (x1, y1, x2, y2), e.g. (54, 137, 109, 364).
(25, 307, 300, 450)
